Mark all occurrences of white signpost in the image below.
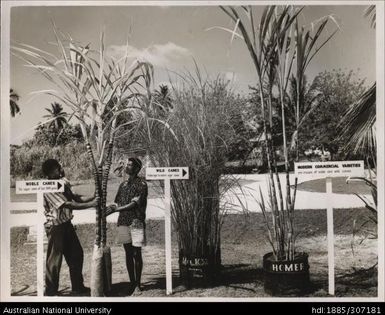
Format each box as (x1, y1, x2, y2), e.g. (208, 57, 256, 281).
(145, 167, 189, 295)
(15, 180, 64, 296)
(294, 161, 364, 295)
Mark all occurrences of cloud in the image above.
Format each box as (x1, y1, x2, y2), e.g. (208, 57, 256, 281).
(107, 42, 191, 67)
(224, 71, 237, 83)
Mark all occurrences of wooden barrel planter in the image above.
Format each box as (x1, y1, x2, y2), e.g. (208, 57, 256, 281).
(178, 247, 221, 288)
(263, 252, 310, 296)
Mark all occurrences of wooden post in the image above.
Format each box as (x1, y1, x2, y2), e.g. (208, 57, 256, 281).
(37, 193, 44, 297)
(326, 177, 335, 296)
(146, 167, 189, 295)
(164, 178, 172, 295)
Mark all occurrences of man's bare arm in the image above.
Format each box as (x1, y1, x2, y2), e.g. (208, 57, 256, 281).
(105, 202, 137, 216)
(69, 189, 97, 203)
(64, 198, 98, 210)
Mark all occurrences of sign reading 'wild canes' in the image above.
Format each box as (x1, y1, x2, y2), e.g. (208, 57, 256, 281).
(11, 25, 172, 296)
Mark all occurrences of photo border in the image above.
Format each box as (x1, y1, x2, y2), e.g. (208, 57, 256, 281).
(1, 0, 384, 302)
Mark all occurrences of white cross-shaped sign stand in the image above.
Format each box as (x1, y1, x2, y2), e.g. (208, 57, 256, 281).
(15, 180, 64, 296)
(294, 161, 364, 296)
(146, 167, 189, 295)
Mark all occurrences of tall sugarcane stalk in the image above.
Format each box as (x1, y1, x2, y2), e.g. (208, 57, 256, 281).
(219, 5, 338, 260)
(220, 6, 291, 259)
(13, 26, 156, 296)
(292, 17, 338, 160)
(101, 119, 116, 246)
(85, 141, 102, 246)
(219, 5, 309, 261)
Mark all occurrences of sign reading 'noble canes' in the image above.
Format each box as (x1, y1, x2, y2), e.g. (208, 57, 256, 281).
(14, 180, 65, 297)
(16, 180, 65, 194)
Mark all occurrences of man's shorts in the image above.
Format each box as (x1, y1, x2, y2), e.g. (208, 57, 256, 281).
(117, 220, 146, 247)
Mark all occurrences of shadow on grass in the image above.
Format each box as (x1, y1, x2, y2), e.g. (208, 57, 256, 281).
(108, 282, 134, 297)
(11, 285, 37, 296)
(104, 264, 266, 296)
(336, 265, 378, 290)
(225, 264, 326, 296)
(159, 265, 265, 293)
(106, 265, 376, 297)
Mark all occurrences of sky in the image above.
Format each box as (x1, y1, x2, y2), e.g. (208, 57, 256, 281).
(9, 4, 376, 145)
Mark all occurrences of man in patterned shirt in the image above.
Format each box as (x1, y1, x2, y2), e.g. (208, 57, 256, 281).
(106, 157, 148, 292)
(42, 159, 98, 296)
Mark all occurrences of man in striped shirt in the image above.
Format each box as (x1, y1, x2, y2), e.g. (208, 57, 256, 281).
(42, 159, 98, 296)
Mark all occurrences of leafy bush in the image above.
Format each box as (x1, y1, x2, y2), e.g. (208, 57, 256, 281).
(28, 123, 84, 147)
(299, 69, 366, 158)
(11, 142, 92, 182)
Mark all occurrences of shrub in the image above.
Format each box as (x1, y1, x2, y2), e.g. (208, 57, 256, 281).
(11, 142, 92, 182)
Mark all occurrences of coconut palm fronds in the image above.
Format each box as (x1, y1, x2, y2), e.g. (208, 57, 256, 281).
(10, 89, 21, 117)
(338, 83, 376, 159)
(364, 5, 376, 29)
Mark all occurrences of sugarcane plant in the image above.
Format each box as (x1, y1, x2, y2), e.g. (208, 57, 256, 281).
(12, 25, 156, 296)
(136, 69, 244, 284)
(339, 5, 377, 249)
(290, 15, 338, 160)
(216, 5, 298, 260)
(218, 5, 338, 261)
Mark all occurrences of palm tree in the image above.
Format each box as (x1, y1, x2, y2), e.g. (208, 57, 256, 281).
(10, 89, 21, 117)
(339, 84, 376, 163)
(339, 6, 377, 245)
(43, 102, 68, 131)
(154, 84, 173, 116)
(338, 5, 376, 164)
(364, 5, 376, 28)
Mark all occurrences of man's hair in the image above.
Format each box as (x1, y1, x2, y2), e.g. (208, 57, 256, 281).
(42, 159, 60, 176)
(128, 157, 142, 172)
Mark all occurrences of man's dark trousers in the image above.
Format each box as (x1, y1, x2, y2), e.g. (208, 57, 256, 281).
(45, 221, 84, 295)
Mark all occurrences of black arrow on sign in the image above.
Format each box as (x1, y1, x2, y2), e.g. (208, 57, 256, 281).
(57, 182, 62, 190)
(182, 169, 187, 177)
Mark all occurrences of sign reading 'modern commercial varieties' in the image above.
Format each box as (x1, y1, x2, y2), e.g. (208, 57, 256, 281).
(294, 160, 364, 296)
(294, 161, 364, 177)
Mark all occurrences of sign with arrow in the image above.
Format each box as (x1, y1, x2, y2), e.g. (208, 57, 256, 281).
(14, 179, 65, 297)
(145, 166, 189, 295)
(146, 167, 189, 180)
(16, 180, 65, 194)
(294, 160, 364, 296)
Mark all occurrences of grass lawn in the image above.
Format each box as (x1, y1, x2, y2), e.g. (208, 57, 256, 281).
(10, 208, 377, 298)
